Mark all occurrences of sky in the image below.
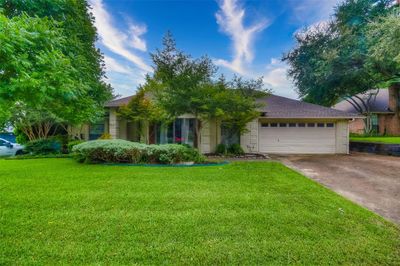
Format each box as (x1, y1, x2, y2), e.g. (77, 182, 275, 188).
(88, 0, 341, 99)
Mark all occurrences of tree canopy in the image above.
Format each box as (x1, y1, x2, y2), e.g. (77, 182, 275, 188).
(0, 0, 112, 139)
(283, 0, 397, 106)
(119, 33, 268, 147)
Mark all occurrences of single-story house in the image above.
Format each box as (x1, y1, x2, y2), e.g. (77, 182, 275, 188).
(333, 87, 400, 135)
(75, 94, 359, 154)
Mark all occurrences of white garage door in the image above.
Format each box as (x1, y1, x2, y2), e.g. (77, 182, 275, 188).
(259, 122, 336, 154)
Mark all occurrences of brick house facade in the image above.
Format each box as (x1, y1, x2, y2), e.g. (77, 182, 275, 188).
(334, 86, 400, 135)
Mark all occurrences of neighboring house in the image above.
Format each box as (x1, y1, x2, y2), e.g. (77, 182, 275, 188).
(81, 94, 359, 155)
(334, 87, 400, 135)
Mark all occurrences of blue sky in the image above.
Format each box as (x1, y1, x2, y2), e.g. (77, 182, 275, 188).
(89, 0, 341, 99)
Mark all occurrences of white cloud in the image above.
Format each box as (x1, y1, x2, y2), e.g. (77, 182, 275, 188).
(263, 58, 297, 99)
(215, 0, 269, 75)
(103, 55, 132, 74)
(127, 23, 147, 51)
(289, 0, 342, 25)
(89, 0, 152, 73)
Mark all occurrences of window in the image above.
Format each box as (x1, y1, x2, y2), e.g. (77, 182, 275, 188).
(370, 114, 379, 133)
(261, 123, 269, 128)
(298, 123, 305, 127)
(279, 123, 287, 127)
(289, 123, 296, 127)
(307, 123, 315, 127)
(89, 122, 105, 140)
(270, 123, 278, 127)
(326, 123, 334, 128)
(317, 123, 325, 127)
(156, 118, 196, 146)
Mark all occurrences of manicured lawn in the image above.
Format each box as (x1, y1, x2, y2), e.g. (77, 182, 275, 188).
(0, 159, 399, 265)
(350, 136, 400, 144)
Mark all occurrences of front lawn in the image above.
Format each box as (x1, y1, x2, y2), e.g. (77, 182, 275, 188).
(0, 159, 399, 264)
(350, 136, 400, 144)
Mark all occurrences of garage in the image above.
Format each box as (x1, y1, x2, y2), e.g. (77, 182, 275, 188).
(258, 122, 336, 154)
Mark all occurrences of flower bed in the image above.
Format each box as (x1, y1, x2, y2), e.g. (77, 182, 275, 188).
(72, 139, 205, 164)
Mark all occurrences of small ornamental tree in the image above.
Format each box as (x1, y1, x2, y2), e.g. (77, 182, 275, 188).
(140, 32, 267, 148)
(117, 87, 168, 142)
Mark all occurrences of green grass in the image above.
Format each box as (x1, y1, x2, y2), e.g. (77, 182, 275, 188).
(350, 136, 400, 144)
(0, 159, 399, 265)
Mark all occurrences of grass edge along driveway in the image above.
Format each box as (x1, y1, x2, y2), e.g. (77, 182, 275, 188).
(350, 136, 400, 144)
(0, 158, 399, 265)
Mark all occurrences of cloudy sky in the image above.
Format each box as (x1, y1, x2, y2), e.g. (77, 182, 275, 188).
(89, 0, 341, 99)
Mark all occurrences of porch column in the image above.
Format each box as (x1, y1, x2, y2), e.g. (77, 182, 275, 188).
(109, 108, 119, 139)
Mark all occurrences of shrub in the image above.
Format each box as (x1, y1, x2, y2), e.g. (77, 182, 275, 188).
(144, 144, 205, 164)
(72, 139, 146, 163)
(227, 143, 244, 156)
(24, 138, 62, 155)
(215, 143, 227, 155)
(72, 140, 205, 164)
(67, 140, 85, 153)
(98, 133, 112, 140)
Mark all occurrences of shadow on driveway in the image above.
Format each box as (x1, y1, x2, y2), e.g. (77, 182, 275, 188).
(273, 152, 400, 224)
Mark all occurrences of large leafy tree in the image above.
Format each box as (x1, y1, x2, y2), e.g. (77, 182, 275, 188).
(129, 33, 266, 148)
(0, 0, 112, 139)
(284, 0, 398, 133)
(366, 8, 400, 87)
(284, 0, 394, 107)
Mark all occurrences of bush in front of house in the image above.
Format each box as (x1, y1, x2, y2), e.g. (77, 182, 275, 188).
(227, 143, 245, 156)
(72, 139, 205, 164)
(72, 139, 146, 163)
(24, 138, 62, 155)
(215, 143, 227, 155)
(67, 140, 85, 153)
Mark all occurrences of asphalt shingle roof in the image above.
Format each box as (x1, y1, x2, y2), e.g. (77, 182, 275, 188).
(105, 96, 134, 107)
(106, 94, 360, 119)
(257, 94, 360, 119)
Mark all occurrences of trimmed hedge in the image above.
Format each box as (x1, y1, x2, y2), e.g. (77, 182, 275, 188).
(72, 139, 205, 164)
(67, 140, 85, 153)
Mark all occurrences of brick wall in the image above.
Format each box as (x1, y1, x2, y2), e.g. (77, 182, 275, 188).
(348, 118, 365, 134)
(385, 86, 400, 135)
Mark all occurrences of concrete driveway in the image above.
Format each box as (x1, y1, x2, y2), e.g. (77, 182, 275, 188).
(274, 153, 400, 224)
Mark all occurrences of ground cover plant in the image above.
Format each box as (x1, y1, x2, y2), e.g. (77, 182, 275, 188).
(0, 159, 399, 265)
(350, 136, 400, 144)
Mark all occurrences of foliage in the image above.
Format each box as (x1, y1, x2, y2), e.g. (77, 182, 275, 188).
(366, 8, 400, 86)
(117, 88, 167, 141)
(1, 159, 399, 264)
(143, 32, 267, 146)
(13, 127, 28, 144)
(283, 0, 395, 106)
(215, 143, 227, 155)
(227, 143, 245, 156)
(98, 133, 112, 140)
(5, 153, 72, 160)
(24, 138, 62, 155)
(0, 1, 113, 139)
(67, 140, 85, 153)
(72, 139, 205, 164)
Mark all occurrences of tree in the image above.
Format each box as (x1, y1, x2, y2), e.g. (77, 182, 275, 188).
(0, 13, 78, 138)
(366, 8, 400, 86)
(117, 87, 167, 142)
(283, 0, 395, 134)
(135, 33, 266, 147)
(0, 0, 113, 138)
